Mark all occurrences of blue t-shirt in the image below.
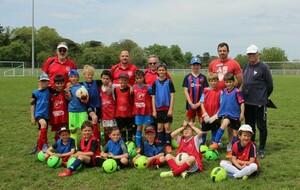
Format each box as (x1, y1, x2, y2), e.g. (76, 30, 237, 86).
(141, 139, 164, 157)
(68, 84, 87, 112)
(83, 80, 101, 108)
(32, 88, 50, 120)
(104, 139, 128, 156)
(52, 138, 75, 153)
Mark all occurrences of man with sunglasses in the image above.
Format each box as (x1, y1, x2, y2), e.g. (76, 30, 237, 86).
(144, 55, 171, 86)
(42, 42, 77, 87)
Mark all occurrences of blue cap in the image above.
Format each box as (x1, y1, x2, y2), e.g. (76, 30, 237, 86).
(68, 69, 79, 77)
(190, 57, 202, 65)
(38, 73, 50, 81)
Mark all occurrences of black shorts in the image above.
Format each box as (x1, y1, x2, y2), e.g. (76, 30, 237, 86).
(35, 116, 49, 130)
(156, 110, 173, 124)
(201, 122, 221, 131)
(87, 107, 101, 122)
(116, 117, 134, 130)
(224, 116, 240, 130)
(95, 157, 125, 168)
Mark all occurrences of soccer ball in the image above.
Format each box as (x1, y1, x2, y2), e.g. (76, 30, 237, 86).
(175, 152, 189, 166)
(37, 151, 46, 162)
(75, 86, 89, 104)
(100, 132, 105, 143)
(47, 155, 62, 168)
(127, 146, 137, 158)
(66, 157, 82, 171)
(204, 149, 219, 161)
(102, 159, 118, 174)
(211, 167, 227, 182)
(126, 141, 136, 149)
(171, 139, 179, 149)
(134, 155, 148, 169)
(200, 145, 209, 155)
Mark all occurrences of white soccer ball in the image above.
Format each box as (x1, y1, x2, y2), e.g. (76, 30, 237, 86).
(75, 86, 89, 103)
(175, 152, 189, 166)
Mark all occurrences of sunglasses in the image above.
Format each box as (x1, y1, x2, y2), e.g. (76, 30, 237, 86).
(149, 62, 157, 65)
(58, 49, 67, 53)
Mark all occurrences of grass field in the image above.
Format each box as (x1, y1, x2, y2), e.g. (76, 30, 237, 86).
(0, 74, 300, 190)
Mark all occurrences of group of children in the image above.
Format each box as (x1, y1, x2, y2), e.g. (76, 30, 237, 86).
(30, 57, 258, 179)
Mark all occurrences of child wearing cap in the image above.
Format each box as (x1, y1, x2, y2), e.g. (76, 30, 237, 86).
(132, 125, 165, 169)
(30, 73, 51, 154)
(44, 127, 75, 166)
(65, 69, 89, 149)
(49, 75, 69, 141)
(160, 121, 205, 178)
(132, 70, 153, 153)
(220, 124, 259, 180)
(182, 57, 208, 124)
(82, 65, 102, 143)
(114, 72, 134, 142)
(58, 121, 100, 177)
(151, 64, 175, 153)
(200, 72, 222, 145)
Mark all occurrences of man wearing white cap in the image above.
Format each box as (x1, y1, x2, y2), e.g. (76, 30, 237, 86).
(242, 44, 273, 158)
(42, 42, 77, 86)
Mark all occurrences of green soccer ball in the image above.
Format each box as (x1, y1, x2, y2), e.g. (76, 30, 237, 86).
(134, 155, 148, 169)
(171, 139, 179, 149)
(102, 159, 118, 174)
(200, 145, 209, 155)
(126, 141, 136, 149)
(100, 132, 105, 143)
(204, 149, 219, 161)
(211, 167, 227, 182)
(37, 151, 46, 162)
(47, 155, 62, 168)
(66, 157, 82, 171)
(127, 146, 137, 158)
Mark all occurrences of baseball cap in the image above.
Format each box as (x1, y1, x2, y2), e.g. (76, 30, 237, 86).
(38, 73, 50, 81)
(57, 42, 68, 50)
(58, 126, 70, 134)
(144, 125, 156, 133)
(190, 57, 202, 65)
(118, 72, 129, 79)
(246, 44, 259, 54)
(68, 69, 79, 77)
(238, 124, 253, 134)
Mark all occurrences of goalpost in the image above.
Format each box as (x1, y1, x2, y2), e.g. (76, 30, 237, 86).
(0, 61, 25, 76)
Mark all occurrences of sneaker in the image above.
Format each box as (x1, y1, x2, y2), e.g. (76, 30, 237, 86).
(226, 143, 232, 152)
(151, 165, 160, 170)
(29, 146, 38, 155)
(42, 144, 48, 153)
(209, 142, 219, 150)
(225, 151, 232, 159)
(257, 149, 265, 159)
(242, 175, 249, 180)
(58, 169, 72, 177)
(160, 171, 174, 178)
(181, 171, 188, 179)
(218, 142, 223, 148)
(226, 172, 235, 178)
(165, 146, 172, 153)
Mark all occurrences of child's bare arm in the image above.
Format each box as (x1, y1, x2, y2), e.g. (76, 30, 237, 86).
(189, 122, 205, 138)
(152, 95, 157, 118)
(30, 104, 36, 126)
(167, 93, 175, 116)
(240, 103, 245, 121)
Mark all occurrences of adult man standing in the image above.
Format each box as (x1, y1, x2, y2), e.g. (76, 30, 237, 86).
(242, 44, 273, 158)
(208, 42, 243, 158)
(42, 42, 77, 87)
(110, 50, 138, 86)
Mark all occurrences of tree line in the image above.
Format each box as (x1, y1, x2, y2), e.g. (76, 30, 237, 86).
(0, 25, 292, 69)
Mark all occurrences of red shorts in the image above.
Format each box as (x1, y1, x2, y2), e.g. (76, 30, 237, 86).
(186, 109, 202, 120)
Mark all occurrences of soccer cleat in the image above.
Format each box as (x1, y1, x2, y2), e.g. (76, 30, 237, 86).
(165, 145, 173, 153)
(225, 151, 232, 159)
(42, 144, 48, 153)
(151, 165, 160, 170)
(181, 171, 188, 179)
(209, 142, 219, 150)
(29, 146, 38, 155)
(257, 149, 265, 159)
(242, 175, 249, 180)
(218, 142, 223, 148)
(160, 171, 174, 178)
(226, 143, 232, 152)
(226, 172, 235, 178)
(58, 169, 73, 177)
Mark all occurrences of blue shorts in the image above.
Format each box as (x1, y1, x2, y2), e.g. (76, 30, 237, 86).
(135, 115, 153, 125)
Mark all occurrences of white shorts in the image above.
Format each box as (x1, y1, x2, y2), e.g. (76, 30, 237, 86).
(102, 120, 117, 127)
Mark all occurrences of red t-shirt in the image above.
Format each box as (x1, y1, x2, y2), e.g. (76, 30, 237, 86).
(208, 59, 241, 90)
(114, 87, 133, 117)
(42, 56, 77, 86)
(49, 90, 68, 128)
(144, 68, 171, 86)
(99, 85, 115, 120)
(132, 84, 152, 116)
(110, 63, 138, 86)
(201, 87, 221, 117)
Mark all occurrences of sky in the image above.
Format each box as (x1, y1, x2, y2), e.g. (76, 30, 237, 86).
(1, 0, 299, 61)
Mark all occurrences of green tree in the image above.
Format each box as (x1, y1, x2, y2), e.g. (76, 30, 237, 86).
(260, 47, 288, 62)
(183, 51, 193, 66)
(0, 25, 11, 46)
(144, 44, 173, 66)
(11, 26, 32, 47)
(0, 40, 30, 61)
(130, 47, 146, 68)
(234, 54, 248, 68)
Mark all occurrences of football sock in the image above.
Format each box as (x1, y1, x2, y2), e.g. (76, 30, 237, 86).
(167, 158, 179, 171)
(93, 123, 100, 140)
(173, 162, 190, 176)
(231, 136, 237, 146)
(165, 132, 171, 145)
(70, 132, 78, 150)
(211, 130, 217, 143)
(40, 128, 48, 145)
(214, 128, 225, 143)
(69, 159, 82, 172)
(201, 133, 207, 145)
(135, 130, 142, 147)
(157, 132, 164, 144)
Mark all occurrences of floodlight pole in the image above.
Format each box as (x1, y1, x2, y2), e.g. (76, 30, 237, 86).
(31, 0, 35, 75)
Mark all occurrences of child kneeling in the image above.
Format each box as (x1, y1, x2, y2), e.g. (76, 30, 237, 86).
(160, 121, 204, 178)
